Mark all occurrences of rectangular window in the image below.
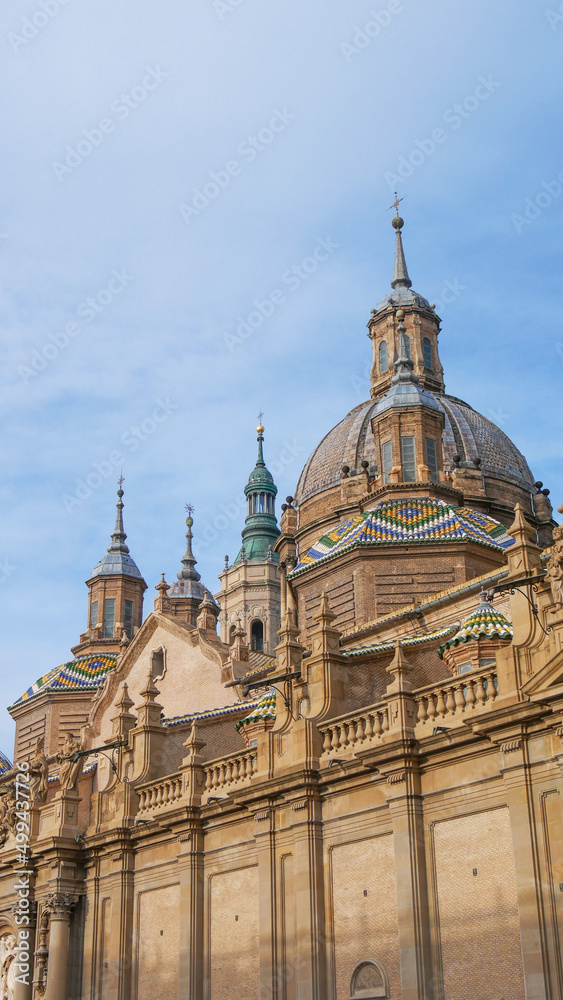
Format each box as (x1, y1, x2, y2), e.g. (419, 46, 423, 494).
(124, 600, 134, 638)
(400, 435, 416, 482)
(425, 438, 438, 481)
(458, 661, 473, 675)
(90, 601, 98, 629)
(103, 599, 115, 639)
(382, 440, 393, 483)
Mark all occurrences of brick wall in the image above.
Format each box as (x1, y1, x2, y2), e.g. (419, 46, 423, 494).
(331, 835, 401, 999)
(433, 808, 525, 1000)
(137, 883, 180, 1000)
(209, 866, 259, 1000)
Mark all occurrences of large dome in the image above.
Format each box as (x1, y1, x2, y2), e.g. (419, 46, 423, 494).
(295, 394, 535, 505)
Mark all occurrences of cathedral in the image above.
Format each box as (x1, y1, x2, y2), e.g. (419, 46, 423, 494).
(0, 208, 562, 1000)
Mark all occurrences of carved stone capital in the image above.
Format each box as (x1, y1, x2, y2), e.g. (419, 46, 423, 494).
(44, 892, 79, 921)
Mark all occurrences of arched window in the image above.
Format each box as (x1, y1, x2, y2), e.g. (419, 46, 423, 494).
(378, 340, 388, 373)
(250, 619, 264, 652)
(423, 336, 433, 369)
(350, 960, 388, 999)
(403, 333, 412, 360)
(229, 624, 237, 645)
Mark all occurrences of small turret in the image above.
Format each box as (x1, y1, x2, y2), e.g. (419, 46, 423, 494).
(165, 507, 219, 628)
(216, 419, 281, 654)
(72, 481, 147, 656)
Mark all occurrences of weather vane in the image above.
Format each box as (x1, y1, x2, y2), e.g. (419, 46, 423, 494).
(387, 192, 406, 216)
(185, 503, 195, 517)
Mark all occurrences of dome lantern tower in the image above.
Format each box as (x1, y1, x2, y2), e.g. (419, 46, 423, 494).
(368, 202, 445, 401)
(216, 421, 281, 654)
(72, 480, 147, 656)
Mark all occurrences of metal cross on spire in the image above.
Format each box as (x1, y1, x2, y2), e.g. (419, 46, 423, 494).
(185, 503, 195, 517)
(388, 191, 406, 217)
(257, 410, 264, 425)
(118, 472, 125, 490)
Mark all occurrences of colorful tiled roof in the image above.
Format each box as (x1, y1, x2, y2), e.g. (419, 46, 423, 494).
(344, 625, 458, 658)
(438, 600, 513, 658)
(165, 699, 262, 728)
(0, 751, 12, 776)
(235, 690, 277, 731)
(13, 653, 118, 706)
(290, 497, 514, 576)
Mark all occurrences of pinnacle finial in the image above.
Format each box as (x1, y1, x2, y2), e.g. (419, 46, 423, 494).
(108, 476, 130, 554)
(178, 505, 201, 582)
(389, 196, 412, 290)
(256, 417, 265, 465)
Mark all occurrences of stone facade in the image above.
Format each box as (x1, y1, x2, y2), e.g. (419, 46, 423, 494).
(0, 214, 561, 1000)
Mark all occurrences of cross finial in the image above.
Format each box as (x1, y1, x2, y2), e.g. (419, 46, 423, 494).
(388, 191, 406, 217)
(185, 503, 195, 517)
(257, 410, 264, 425)
(118, 472, 125, 490)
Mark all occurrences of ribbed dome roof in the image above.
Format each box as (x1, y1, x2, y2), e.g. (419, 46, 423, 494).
(295, 394, 535, 505)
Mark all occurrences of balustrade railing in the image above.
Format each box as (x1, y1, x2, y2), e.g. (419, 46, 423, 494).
(137, 773, 183, 813)
(415, 668, 498, 725)
(319, 703, 390, 757)
(204, 751, 256, 793)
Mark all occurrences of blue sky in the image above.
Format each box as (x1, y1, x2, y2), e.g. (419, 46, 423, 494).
(0, 0, 561, 755)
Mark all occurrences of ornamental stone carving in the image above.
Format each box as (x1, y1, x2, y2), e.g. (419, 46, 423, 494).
(44, 894, 79, 922)
(0, 932, 17, 1000)
(546, 514, 563, 609)
(56, 734, 83, 792)
(29, 737, 49, 804)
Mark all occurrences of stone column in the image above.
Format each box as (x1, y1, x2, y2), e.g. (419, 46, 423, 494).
(500, 749, 549, 1000)
(254, 809, 278, 1000)
(291, 795, 327, 1000)
(12, 903, 36, 1000)
(386, 782, 433, 1000)
(44, 894, 78, 1000)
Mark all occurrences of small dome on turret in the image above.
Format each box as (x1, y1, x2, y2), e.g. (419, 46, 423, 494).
(234, 422, 280, 564)
(90, 483, 143, 580)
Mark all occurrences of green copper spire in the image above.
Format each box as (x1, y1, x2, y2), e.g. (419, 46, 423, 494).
(234, 421, 280, 564)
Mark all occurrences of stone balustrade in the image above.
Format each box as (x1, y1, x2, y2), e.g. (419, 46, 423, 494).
(319, 702, 390, 757)
(137, 773, 183, 813)
(204, 751, 256, 794)
(415, 668, 498, 726)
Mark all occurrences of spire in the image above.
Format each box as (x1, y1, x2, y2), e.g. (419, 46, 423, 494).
(178, 505, 202, 582)
(108, 477, 130, 555)
(389, 196, 412, 290)
(234, 418, 280, 565)
(256, 418, 265, 467)
(88, 478, 144, 581)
